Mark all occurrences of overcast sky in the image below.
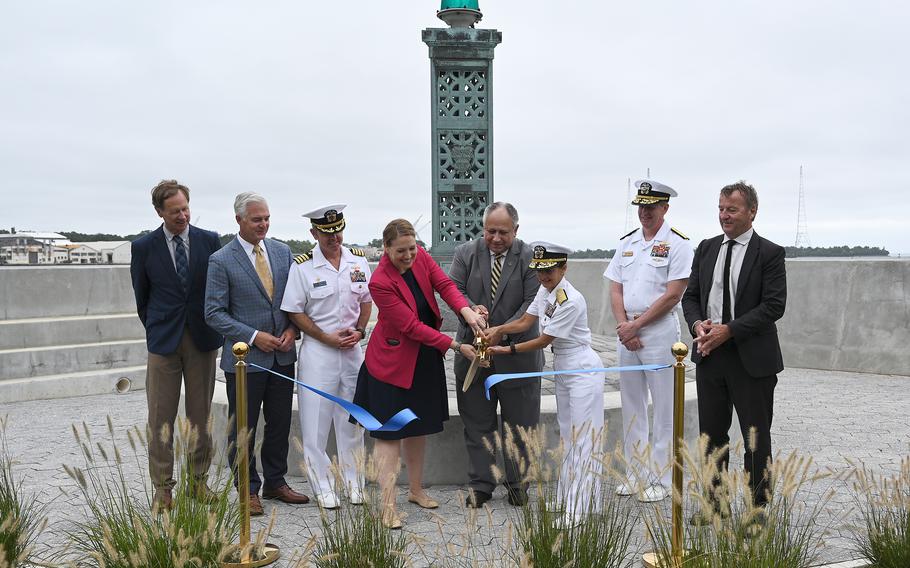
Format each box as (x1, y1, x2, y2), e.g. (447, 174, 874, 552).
(2, 1, 907, 255)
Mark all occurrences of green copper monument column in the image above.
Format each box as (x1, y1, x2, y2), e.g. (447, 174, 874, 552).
(423, 1, 501, 260)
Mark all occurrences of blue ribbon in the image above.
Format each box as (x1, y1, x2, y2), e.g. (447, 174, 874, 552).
(247, 363, 418, 432)
(483, 363, 673, 400)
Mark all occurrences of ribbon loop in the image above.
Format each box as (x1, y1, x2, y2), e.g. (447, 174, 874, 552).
(247, 363, 417, 432)
(483, 363, 672, 400)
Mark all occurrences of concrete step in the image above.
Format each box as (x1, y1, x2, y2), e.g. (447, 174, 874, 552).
(0, 364, 147, 404)
(0, 313, 144, 350)
(0, 339, 148, 381)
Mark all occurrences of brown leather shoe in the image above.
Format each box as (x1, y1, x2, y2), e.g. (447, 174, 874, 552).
(153, 488, 173, 513)
(249, 494, 264, 517)
(262, 484, 310, 505)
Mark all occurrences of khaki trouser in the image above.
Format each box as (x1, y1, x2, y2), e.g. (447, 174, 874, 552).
(145, 330, 217, 489)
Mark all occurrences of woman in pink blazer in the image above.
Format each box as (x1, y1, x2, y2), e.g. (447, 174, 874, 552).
(353, 219, 485, 528)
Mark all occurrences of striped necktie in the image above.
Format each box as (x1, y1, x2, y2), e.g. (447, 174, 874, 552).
(491, 253, 504, 301)
(173, 234, 188, 292)
(253, 243, 274, 299)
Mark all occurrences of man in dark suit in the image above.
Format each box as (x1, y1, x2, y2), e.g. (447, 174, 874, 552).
(449, 202, 544, 508)
(204, 192, 308, 516)
(130, 179, 223, 510)
(682, 181, 787, 511)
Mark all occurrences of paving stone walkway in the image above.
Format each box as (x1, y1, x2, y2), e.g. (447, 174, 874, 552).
(1, 339, 907, 567)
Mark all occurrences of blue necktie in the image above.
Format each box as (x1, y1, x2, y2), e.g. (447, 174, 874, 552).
(173, 234, 189, 292)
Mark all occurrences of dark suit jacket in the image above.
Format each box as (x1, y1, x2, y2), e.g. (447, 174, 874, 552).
(130, 225, 223, 355)
(682, 231, 787, 378)
(364, 246, 469, 389)
(449, 237, 544, 378)
(204, 237, 296, 373)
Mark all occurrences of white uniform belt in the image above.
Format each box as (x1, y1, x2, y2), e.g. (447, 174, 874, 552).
(551, 344, 587, 356)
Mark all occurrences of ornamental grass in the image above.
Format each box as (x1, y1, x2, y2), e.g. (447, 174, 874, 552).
(643, 433, 832, 568)
(63, 416, 239, 568)
(852, 455, 910, 568)
(0, 416, 46, 568)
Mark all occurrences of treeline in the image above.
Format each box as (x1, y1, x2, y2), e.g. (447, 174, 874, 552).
(785, 246, 889, 257)
(573, 249, 617, 259)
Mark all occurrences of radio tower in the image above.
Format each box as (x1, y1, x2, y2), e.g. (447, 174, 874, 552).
(624, 177, 635, 232)
(795, 165, 811, 247)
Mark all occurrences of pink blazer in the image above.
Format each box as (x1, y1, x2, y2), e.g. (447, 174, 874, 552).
(365, 246, 469, 389)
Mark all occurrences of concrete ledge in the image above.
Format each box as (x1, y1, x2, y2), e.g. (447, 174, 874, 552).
(0, 313, 144, 350)
(0, 265, 137, 319)
(0, 339, 148, 381)
(207, 382, 700, 486)
(0, 364, 146, 404)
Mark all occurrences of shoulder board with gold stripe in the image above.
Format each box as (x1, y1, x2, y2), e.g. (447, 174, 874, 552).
(348, 247, 365, 257)
(293, 252, 312, 264)
(555, 288, 569, 305)
(671, 227, 689, 240)
(620, 228, 639, 240)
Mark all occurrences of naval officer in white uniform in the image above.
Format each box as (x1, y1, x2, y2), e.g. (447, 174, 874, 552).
(486, 242, 605, 523)
(281, 204, 373, 509)
(604, 180, 693, 502)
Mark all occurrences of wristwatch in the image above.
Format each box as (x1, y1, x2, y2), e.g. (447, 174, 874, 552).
(509, 341, 517, 355)
(450, 341, 462, 353)
(355, 327, 366, 339)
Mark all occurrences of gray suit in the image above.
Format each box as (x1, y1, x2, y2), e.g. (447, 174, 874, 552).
(450, 238, 544, 494)
(205, 237, 297, 493)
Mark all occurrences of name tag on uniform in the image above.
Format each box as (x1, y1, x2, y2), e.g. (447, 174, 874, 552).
(622, 251, 634, 257)
(650, 242, 670, 258)
(350, 268, 366, 283)
(313, 279, 327, 288)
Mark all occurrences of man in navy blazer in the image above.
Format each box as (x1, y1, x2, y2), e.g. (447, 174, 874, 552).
(130, 179, 223, 510)
(205, 192, 308, 516)
(682, 181, 787, 514)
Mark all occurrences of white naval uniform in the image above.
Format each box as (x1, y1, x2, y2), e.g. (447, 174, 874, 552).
(528, 277, 604, 518)
(280, 246, 372, 499)
(604, 221, 693, 489)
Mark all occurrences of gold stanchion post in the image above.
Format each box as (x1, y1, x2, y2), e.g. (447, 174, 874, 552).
(642, 342, 689, 568)
(222, 342, 280, 568)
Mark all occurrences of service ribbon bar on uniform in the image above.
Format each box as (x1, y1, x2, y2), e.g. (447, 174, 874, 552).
(248, 363, 418, 432)
(483, 363, 673, 400)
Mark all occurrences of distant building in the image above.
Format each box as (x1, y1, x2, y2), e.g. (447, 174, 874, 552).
(0, 235, 54, 264)
(80, 241, 132, 264)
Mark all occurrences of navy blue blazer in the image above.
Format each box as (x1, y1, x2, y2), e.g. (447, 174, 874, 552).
(130, 225, 223, 355)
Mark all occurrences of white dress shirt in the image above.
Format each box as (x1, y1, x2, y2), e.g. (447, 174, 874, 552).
(707, 228, 754, 322)
(237, 235, 272, 343)
(161, 225, 190, 270)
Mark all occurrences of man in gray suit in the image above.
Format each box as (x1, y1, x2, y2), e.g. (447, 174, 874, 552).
(450, 202, 544, 507)
(205, 192, 309, 516)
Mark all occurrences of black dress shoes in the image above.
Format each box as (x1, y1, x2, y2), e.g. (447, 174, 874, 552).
(465, 489, 492, 508)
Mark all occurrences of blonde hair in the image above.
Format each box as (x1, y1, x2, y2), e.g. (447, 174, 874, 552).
(382, 218, 416, 247)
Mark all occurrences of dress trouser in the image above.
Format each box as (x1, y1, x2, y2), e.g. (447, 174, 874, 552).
(554, 347, 605, 517)
(456, 369, 541, 495)
(695, 341, 777, 507)
(617, 313, 680, 489)
(297, 340, 365, 498)
(145, 329, 217, 489)
(225, 362, 295, 495)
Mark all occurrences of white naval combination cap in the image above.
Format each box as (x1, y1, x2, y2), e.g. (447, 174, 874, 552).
(528, 241, 573, 270)
(631, 179, 677, 205)
(303, 204, 347, 233)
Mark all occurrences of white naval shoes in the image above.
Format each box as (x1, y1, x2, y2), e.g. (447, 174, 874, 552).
(316, 492, 341, 510)
(615, 482, 636, 497)
(638, 484, 670, 503)
(348, 488, 365, 506)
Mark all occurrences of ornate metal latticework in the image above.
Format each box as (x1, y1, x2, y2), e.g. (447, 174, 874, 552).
(423, 27, 501, 258)
(438, 191, 488, 245)
(437, 70, 487, 118)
